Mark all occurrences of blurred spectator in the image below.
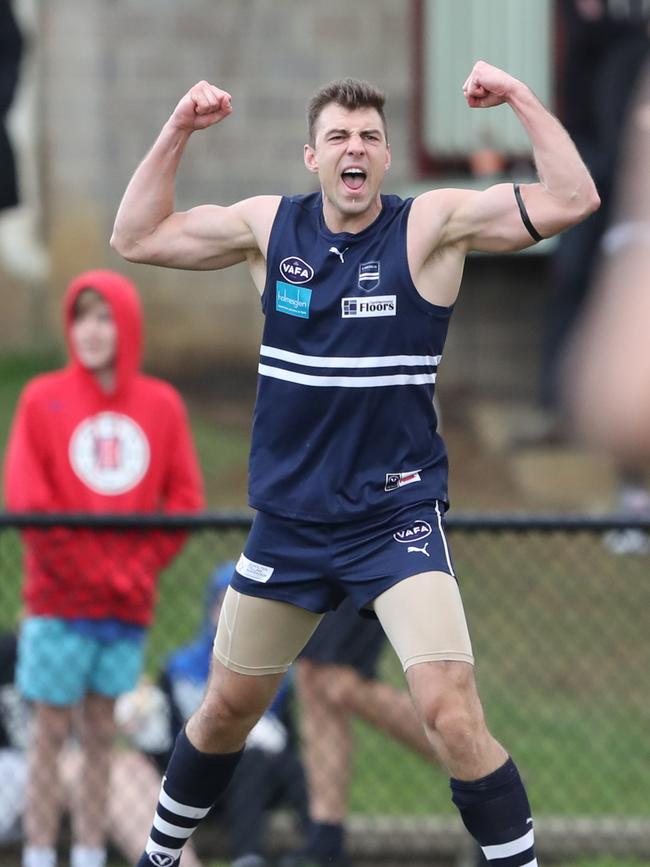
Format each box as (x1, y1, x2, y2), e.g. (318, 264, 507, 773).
(117, 562, 309, 867)
(542, 0, 650, 417)
(0, 0, 22, 214)
(565, 58, 650, 461)
(2, 270, 204, 867)
(540, 1, 650, 536)
(0, 630, 204, 867)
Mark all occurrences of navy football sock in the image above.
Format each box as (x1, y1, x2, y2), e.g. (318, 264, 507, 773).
(450, 757, 537, 866)
(136, 727, 243, 867)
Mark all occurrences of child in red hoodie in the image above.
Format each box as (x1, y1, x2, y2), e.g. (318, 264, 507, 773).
(3, 270, 205, 867)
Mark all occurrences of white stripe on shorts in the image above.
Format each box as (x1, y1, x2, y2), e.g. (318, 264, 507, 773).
(434, 500, 455, 576)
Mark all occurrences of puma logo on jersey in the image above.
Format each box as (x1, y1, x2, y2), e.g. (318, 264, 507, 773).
(329, 246, 349, 263)
(407, 543, 430, 557)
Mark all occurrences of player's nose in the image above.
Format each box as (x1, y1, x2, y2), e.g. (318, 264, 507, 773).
(347, 134, 366, 153)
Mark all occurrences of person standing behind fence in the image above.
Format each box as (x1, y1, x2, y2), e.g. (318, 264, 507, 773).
(2, 269, 204, 867)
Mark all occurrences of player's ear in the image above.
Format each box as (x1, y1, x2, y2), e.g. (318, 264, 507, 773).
(304, 143, 319, 174)
(385, 142, 392, 172)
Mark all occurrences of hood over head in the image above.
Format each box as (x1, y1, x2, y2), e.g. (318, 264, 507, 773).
(63, 269, 143, 395)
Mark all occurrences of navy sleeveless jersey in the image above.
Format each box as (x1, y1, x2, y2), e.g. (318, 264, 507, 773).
(248, 192, 453, 522)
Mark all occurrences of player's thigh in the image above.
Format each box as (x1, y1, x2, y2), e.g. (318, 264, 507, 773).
(373, 570, 474, 671)
(214, 586, 323, 676)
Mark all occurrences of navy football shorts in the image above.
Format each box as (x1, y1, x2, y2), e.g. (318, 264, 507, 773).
(232, 499, 455, 615)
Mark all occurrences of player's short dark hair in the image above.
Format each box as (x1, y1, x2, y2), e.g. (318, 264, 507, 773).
(307, 78, 387, 145)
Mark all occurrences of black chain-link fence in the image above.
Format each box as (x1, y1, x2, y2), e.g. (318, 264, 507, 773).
(0, 513, 649, 867)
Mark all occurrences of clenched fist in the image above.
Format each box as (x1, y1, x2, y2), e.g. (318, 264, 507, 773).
(168, 80, 233, 132)
(462, 61, 520, 109)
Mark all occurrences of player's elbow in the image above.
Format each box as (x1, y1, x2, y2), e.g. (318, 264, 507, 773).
(569, 180, 601, 225)
(579, 180, 601, 219)
(110, 228, 150, 263)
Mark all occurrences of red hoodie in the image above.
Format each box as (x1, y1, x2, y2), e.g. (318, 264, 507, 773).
(3, 270, 205, 625)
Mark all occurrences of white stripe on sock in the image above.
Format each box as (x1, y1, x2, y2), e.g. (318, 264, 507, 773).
(158, 783, 211, 820)
(482, 827, 535, 859)
(153, 814, 196, 840)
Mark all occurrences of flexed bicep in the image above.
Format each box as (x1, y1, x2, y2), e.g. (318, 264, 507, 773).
(119, 195, 280, 271)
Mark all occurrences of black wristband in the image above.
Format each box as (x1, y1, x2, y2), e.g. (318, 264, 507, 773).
(513, 183, 543, 243)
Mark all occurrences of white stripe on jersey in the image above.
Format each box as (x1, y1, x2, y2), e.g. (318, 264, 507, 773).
(258, 364, 437, 388)
(260, 344, 441, 369)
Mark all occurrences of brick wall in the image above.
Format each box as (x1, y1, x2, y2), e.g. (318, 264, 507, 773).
(1, 0, 550, 397)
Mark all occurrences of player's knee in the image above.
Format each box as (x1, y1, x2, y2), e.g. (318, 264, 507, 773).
(429, 700, 487, 763)
(196, 685, 265, 736)
(413, 665, 485, 748)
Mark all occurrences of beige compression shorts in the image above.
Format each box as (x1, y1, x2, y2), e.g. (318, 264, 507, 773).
(214, 571, 474, 675)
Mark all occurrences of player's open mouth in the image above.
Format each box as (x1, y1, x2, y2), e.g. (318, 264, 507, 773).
(341, 168, 367, 191)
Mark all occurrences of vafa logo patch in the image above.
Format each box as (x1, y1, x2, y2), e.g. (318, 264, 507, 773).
(279, 256, 314, 285)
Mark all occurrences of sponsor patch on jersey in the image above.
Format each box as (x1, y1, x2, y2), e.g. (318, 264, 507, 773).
(393, 520, 432, 544)
(236, 553, 275, 583)
(358, 260, 380, 292)
(341, 295, 396, 318)
(385, 470, 422, 492)
(279, 256, 314, 284)
(69, 412, 150, 495)
(276, 281, 312, 318)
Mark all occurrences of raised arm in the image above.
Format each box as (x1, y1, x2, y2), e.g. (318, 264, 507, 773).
(417, 61, 600, 256)
(110, 81, 278, 271)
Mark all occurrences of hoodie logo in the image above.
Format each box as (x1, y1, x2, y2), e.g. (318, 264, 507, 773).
(69, 412, 150, 495)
